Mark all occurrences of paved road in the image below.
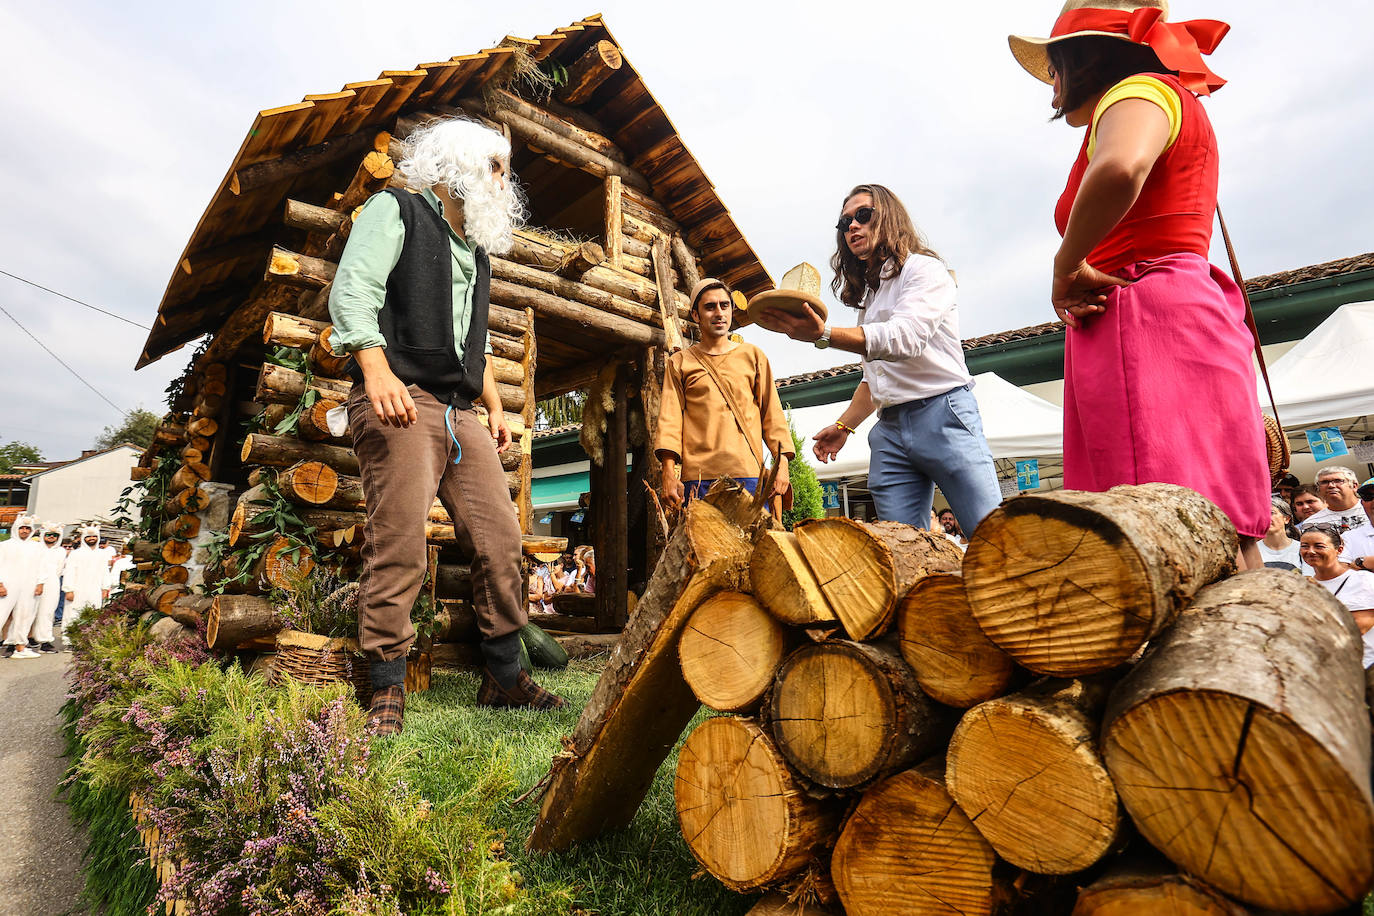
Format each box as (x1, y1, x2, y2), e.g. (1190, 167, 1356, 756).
(0, 650, 86, 916)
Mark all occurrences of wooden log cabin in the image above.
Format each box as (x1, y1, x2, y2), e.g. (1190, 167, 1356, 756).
(128, 16, 774, 649)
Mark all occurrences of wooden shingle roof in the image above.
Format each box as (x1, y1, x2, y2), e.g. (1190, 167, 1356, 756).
(138, 14, 772, 368)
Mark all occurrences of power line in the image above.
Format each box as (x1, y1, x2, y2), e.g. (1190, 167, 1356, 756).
(0, 302, 124, 413)
(0, 268, 150, 330)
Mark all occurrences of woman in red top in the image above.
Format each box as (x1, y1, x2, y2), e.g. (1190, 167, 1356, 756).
(1010, 0, 1271, 567)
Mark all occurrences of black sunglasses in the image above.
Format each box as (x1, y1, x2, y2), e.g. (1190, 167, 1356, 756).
(836, 206, 876, 233)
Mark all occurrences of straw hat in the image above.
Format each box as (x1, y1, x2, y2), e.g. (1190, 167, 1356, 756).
(1009, 1, 1230, 96)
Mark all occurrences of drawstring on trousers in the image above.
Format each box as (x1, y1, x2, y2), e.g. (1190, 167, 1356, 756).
(443, 405, 463, 465)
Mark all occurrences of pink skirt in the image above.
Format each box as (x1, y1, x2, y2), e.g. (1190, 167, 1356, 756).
(1062, 253, 1271, 539)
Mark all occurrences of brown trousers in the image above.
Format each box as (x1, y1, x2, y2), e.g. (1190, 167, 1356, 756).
(348, 384, 526, 663)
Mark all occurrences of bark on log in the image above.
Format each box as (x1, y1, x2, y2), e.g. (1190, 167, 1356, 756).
(277, 461, 342, 506)
(164, 485, 209, 515)
(283, 199, 347, 235)
(529, 489, 768, 851)
(263, 310, 329, 348)
(434, 565, 473, 600)
(296, 399, 345, 442)
(1102, 569, 1374, 913)
(255, 363, 351, 407)
(671, 234, 701, 291)
(556, 241, 606, 277)
(946, 676, 1121, 874)
(795, 519, 962, 640)
(489, 277, 664, 348)
(832, 759, 999, 916)
(769, 639, 950, 789)
(230, 129, 377, 194)
(336, 149, 394, 213)
(185, 416, 218, 438)
(490, 105, 649, 193)
(148, 585, 189, 616)
(169, 462, 211, 493)
(484, 88, 624, 160)
(207, 594, 280, 650)
(309, 327, 351, 377)
(678, 591, 787, 713)
(241, 433, 359, 475)
(430, 640, 483, 668)
(1072, 861, 1252, 916)
(675, 716, 841, 892)
(964, 483, 1238, 676)
(898, 573, 1018, 708)
(129, 539, 160, 563)
(604, 174, 624, 268)
(650, 237, 685, 352)
(159, 565, 190, 586)
(163, 595, 209, 628)
(745, 893, 840, 916)
(433, 598, 478, 641)
(221, 537, 316, 593)
(506, 229, 665, 308)
(749, 529, 835, 625)
(491, 256, 661, 326)
(130, 466, 152, 481)
(265, 246, 335, 290)
(556, 40, 624, 105)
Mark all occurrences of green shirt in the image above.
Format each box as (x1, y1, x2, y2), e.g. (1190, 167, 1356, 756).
(328, 188, 492, 361)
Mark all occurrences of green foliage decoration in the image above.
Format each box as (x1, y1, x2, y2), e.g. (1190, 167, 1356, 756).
(781, 424, 825, 531)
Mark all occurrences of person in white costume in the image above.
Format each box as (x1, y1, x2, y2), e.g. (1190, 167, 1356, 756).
(31, 522, 67, 652)
(63, 525, 111, 626)
(0, 515, 47, 659)
(108, 543, 134, 596)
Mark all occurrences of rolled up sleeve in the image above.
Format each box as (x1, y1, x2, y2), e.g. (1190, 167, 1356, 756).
(328, 193, 403, 355)
(655, 354, 686, 463)
(862, 258, 956, 363)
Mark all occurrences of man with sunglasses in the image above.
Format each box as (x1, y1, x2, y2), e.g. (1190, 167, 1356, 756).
(765, 183, 1000, 535)
(1338, 479, 1374, 572)
(1299, 466, 1368, 534)
(32, 522, 67, 652)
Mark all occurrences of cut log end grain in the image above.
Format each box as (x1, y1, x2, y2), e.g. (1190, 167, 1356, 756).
(675, 717, 838, 892)
(749, 529, 834, 625)
(833, 761, 998, 916)
(963, 483, 1237, 676)
(945, 679, 1120, 874)
(898, 573, 1017, 708)
(769, 640, 947, 789)
(796, 518, 962, 640)
(278, 460, 339, 505)
(679, 591, 786, 713)
(1103, 569, 1374, 913)
(161, 539, 193, 565)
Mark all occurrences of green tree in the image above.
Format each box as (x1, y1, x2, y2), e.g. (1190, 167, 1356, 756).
(782, 427, 825, 531)
(95, 407, 161, 450)
(0, 440, 43, 474)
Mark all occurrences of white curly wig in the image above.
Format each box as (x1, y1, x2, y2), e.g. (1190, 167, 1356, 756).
(397, 117, 526, 254)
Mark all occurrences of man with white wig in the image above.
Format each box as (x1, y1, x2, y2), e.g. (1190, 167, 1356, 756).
(63, 525, 111, 624)
(330, 116, 565, 734)
(0, 515, 46, 658)
(32, 521, 67, 651)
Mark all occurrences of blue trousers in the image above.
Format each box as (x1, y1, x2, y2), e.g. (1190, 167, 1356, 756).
(867, 384, 1001, 533)
(684, 477, 758, 501)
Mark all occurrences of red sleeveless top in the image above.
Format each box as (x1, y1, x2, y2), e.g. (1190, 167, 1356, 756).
(1055, 73, 1218, 275)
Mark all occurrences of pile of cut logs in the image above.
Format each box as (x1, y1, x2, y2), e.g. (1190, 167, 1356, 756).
(530, 482, 1374, 915)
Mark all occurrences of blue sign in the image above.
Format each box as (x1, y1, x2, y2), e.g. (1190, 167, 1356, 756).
(1307, 427, 1349, 462)
(820, 481, 841, 510)
(1015, 459, 1040, 491)
(539, 513, 554, 525)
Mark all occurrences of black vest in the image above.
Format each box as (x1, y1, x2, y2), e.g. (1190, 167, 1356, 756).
(348, 188, 490, 408)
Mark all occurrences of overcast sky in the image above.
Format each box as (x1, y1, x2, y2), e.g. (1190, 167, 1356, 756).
(2, 1, 1370, 459)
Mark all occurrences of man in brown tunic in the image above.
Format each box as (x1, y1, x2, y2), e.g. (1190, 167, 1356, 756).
(656, 278, 793, 509)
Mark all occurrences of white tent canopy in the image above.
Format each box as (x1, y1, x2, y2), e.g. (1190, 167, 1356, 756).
(1261, 302, 1374, 427)
(785, 372, 1063, 481)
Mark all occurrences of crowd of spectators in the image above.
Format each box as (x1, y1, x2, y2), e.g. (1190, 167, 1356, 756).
(527, 546, 596, 616)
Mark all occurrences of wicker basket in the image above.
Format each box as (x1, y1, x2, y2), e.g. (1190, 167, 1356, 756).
(271, 629, 372, 706)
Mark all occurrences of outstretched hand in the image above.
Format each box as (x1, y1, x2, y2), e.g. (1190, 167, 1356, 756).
(1052, 260, 1128, 329)
(488, 411, 511, 453)
(757, 303, 824, 342)
(812, 424, 850, 464)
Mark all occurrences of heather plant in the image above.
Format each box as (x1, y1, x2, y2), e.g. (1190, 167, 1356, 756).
(273, 568, 356, 637)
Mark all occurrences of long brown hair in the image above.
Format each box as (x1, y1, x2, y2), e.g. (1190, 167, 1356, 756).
(830, 184, 941, 307)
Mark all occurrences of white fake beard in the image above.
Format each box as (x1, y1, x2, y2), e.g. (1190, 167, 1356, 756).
(461, 176, 522, 255)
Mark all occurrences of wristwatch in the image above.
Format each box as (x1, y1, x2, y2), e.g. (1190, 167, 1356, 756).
(815, 325, 832, 349)
(1357, 556, 1368, 570)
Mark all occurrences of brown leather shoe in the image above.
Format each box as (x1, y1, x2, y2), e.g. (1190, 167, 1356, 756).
(476, 669, 567, 710)
(367, 685, 406, 736)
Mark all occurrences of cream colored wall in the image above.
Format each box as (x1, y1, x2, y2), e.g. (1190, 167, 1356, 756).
(26, 446, 143, 526)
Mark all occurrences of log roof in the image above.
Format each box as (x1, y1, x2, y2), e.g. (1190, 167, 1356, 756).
(138, 15, 773, 368)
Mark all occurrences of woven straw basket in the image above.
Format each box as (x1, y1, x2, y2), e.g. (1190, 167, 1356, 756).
(271, 629, 372, 706)
(1264, 415, 1291, 486)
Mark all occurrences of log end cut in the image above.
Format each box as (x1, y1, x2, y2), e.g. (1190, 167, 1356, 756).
(898, 573, 1016, 708)
(675, 716, 838, 892)
(679, 591, 786, 713)
(749, 529, 835, 625)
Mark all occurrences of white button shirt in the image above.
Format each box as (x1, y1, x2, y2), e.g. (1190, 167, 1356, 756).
(857, 254, 973, 408)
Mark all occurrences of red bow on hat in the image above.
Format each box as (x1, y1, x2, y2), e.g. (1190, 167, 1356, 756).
(1053, 6, 1230, 95)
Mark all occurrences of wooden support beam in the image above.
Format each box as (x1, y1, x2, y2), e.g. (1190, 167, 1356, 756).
(604, 175, 623, 269)
(651, 237, 685, 353)
(491, 257, 660, 326)
(671, 234, 701, 291)
(593, 364, 630, 631)
(229, 129, 376, 195)
(490, 278, 663, 348)
(483, 88, 624, 161)
(283, 199, 347, 235)
(490, 106, 650, 193)
(265, 246, 335, 290)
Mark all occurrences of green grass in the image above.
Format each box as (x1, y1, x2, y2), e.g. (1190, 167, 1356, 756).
(378, 658, 755, 916)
